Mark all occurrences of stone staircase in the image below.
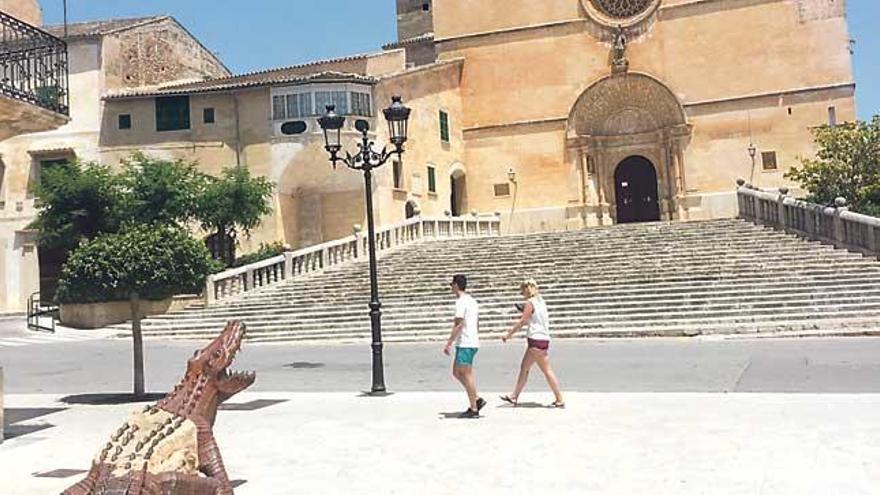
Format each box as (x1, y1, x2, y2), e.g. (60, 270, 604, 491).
(111, 219, 880, 343)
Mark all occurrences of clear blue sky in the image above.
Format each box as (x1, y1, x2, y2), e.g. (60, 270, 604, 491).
(41, 0, 878, 120)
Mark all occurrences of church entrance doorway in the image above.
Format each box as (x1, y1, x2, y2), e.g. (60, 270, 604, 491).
(614, 156, 660, 223)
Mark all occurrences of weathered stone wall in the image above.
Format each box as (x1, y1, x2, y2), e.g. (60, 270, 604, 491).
(0, 0, 41, 25)
(102, 18, 229, 89)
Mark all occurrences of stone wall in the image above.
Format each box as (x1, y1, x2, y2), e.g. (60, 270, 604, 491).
(102, 18, 229, 89)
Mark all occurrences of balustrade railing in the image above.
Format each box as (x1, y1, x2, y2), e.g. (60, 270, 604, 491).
(205, 215, 502, 305)
(737, 180, 880, 259)
(0, 11, 69, 115)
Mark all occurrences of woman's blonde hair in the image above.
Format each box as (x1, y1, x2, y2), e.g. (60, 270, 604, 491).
(520, 279, 539, 298)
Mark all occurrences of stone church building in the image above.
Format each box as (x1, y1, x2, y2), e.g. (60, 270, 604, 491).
(0, 0, 856, 311)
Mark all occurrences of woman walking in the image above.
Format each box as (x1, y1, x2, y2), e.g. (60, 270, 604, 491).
(501, 279, 565, 408)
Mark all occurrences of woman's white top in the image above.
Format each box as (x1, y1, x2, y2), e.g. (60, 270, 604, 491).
(526, 296, 550, 341)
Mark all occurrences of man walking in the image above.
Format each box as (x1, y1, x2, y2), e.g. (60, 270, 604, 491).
(444, 274, 486, 418)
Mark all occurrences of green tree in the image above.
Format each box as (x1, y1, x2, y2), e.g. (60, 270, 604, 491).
(196, 166, 274, 266)
(30, 160, 122, 252)
(56, 224, 220, 397)
(118, 152, 207, 227)
(786, 115, 880, 216)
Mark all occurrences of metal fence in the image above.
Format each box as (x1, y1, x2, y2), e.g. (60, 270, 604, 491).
(0, 11, 69, 115)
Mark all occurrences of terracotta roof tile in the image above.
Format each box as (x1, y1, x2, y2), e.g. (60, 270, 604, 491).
(105, 71, 377, 99)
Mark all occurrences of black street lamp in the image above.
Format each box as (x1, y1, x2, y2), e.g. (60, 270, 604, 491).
(318, 95, 411, 394)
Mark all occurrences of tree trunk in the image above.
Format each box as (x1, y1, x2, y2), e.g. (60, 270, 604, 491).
(131, 292, 145, 398)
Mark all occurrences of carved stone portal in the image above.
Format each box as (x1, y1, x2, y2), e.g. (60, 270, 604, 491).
(567, 73, 692, 225)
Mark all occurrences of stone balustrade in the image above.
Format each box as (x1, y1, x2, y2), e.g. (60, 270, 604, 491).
(737, 180, 880, 259)
(205, 215, 502, 305)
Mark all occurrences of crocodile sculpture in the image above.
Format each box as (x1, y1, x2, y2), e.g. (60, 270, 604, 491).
(64, 320, 256, 495)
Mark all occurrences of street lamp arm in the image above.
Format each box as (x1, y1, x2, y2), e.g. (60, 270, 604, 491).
(341, 139, 395, 172)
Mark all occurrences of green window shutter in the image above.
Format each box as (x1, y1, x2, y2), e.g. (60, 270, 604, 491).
(439, 110, 450, 142)
(427, 166, 436, 193)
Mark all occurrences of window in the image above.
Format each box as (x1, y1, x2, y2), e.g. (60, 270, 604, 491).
(155, 96, 190, 132)
(393, 160, 403, 189)
(761, 151, 778, 171)
(315, 91, 348, 115)
(203, 107, 215, 124)
(351, 92, 372, 116)
(272, 95, 286, 120)
(828, 106, 837, 127)
(422, 2, 431, 11)
(439, 110, 450, 142)
(28, 156, 71, 199)
(118, 114, 131, 130)
(427, 166, 436, 193)
(494, 183, 511, 197)
(286, 93, 313, 119)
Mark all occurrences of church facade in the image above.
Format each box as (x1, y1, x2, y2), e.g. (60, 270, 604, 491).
(0, 0, 857, 311)
(393, 0, 855, 231)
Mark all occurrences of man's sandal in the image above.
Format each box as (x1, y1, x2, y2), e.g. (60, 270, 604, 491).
(500, 395, 518, 406)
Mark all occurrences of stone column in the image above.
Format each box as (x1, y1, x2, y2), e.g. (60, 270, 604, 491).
(595, 148, 611, 225)
(673, 139, 688, 220)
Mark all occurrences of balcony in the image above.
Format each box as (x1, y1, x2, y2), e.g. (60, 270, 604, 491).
(0, 10, 69, 140)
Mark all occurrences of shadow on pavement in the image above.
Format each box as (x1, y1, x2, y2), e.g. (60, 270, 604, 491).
(498, 401, 547, 409)
(59, 393, 165, 405)
(3, 407, 67, 440)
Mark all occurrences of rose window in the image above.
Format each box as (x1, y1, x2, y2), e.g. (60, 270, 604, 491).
(591, 0, 653, 18)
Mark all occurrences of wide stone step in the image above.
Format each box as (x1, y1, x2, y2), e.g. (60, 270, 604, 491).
(224, 268, 880, 304)
(125, 303, 880, 338)
(134, 314, 880, 343)
(132, 290, 880, 326)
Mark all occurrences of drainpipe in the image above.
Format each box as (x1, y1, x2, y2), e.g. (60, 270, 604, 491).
(233, 92, 242, 167)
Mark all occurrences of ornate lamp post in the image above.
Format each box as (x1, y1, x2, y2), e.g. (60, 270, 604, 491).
(747, 142, 758, 184)
(318, 96, 411, 394)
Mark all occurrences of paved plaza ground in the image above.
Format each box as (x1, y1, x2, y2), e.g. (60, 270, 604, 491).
(3, 392, 880, 494)
(2, 319, 880, 493)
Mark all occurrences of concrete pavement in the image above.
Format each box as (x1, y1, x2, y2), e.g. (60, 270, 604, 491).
(2, 334, 880, 394)
(2, 392, 879, 494)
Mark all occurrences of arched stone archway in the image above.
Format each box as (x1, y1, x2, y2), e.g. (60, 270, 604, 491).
(567, 73, 691, 224)
(449, 165, 467, 217)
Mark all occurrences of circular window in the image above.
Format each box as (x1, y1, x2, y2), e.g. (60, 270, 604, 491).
(591, 0, 653, 18)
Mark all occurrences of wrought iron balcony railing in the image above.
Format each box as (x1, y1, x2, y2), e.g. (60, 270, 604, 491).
(0, 11, 69, 115)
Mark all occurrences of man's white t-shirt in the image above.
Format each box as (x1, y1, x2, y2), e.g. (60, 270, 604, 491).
(454, 292, 480, 348)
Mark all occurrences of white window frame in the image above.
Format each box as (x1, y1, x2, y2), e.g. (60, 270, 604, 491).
(270, 82, 373, 121)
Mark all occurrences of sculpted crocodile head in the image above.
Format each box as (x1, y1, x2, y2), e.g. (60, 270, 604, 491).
(187, 320, 255, 402)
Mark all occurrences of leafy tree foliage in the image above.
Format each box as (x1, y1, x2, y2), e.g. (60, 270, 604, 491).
(118, 153, 207, 226)
(55, 224, 219, 304)
(786, 115, 880, 216)
(30, 161, 122, 252)
(196, 166, 274, 265)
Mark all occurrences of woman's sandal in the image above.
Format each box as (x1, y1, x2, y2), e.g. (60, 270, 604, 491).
(549, 400, 566, 409)
(499, 395, 518, 406)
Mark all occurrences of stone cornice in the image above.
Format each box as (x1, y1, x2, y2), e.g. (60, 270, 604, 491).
(462, 82, 855, 137)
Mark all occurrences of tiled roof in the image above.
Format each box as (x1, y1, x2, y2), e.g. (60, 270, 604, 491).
(105, 71, 378, 99)
(43, 16, 168, 39)
(382, 33, 435, 50)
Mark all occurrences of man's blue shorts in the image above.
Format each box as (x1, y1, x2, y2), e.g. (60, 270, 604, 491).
(455, 347, 478, 366)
